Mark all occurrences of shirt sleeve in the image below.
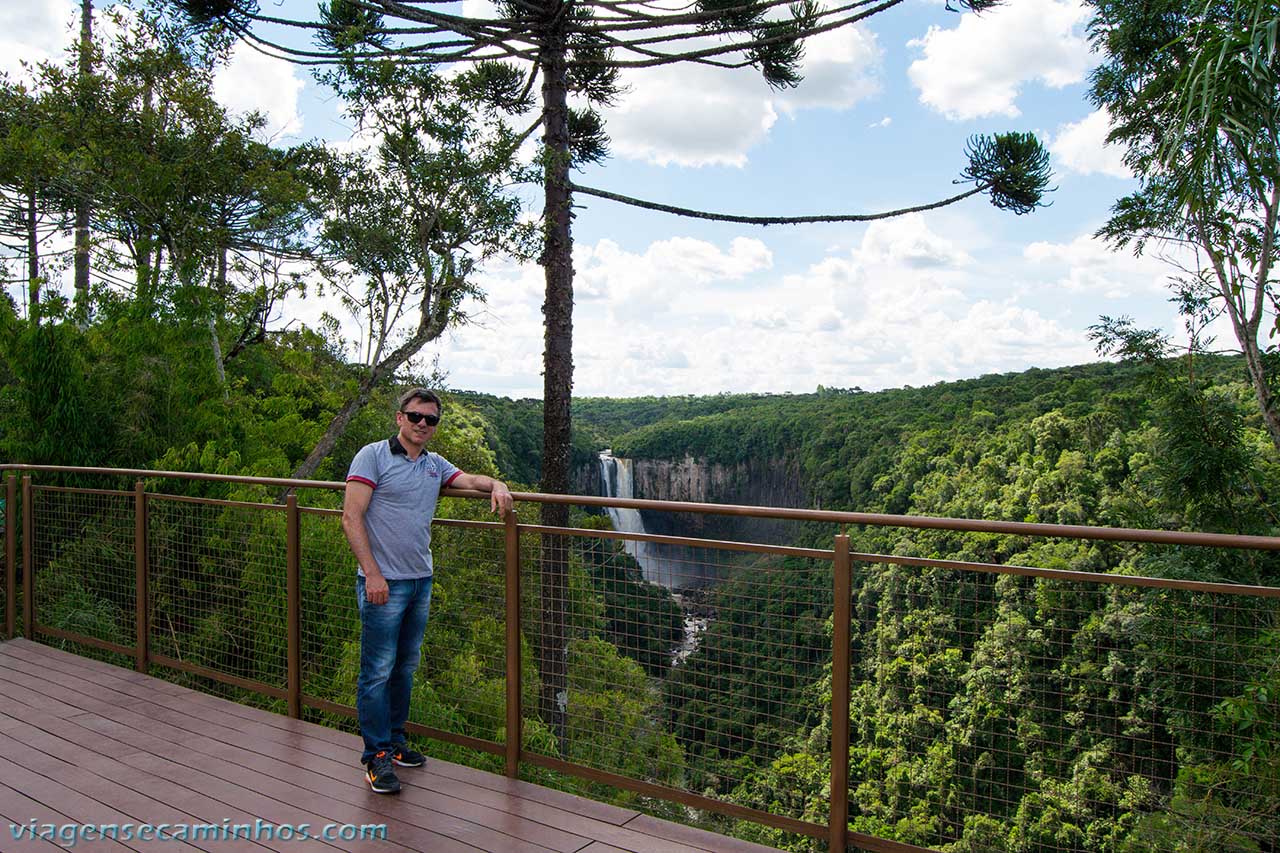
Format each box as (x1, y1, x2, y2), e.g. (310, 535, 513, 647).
(436, 454, 462, 487)
(346, 443, 380, 489)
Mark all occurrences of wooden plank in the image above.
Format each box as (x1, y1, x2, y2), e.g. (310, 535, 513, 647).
(2, 645, 634, 843)
(1, 639, 187, 693)
(66, 704, 579, 853)
(28, 690, 550, 853)
(0, 641, 784, 853)
(428, 761, 641, 826)
(0, 713, 345, 853)
(0, 782, 83, 852)
(4, 653, 644, 851)
(67, 711, 421, 853)
(0, 726, 264, 852)
(0, 752, 196, 852)
(622, 814, 786, 853)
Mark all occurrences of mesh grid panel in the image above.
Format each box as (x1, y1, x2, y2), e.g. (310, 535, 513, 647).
(844, 561, 1280, 853)
(147, 496, 288, 690)
(523, 528, 834, 824)
(30, 487, 135, 662)
(298, 509, 360, 706)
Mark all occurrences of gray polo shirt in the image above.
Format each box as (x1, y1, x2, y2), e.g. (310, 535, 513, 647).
(346, 436, 461, 580)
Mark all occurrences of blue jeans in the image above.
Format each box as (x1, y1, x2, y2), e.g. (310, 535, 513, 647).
(356, 575, 433, 764)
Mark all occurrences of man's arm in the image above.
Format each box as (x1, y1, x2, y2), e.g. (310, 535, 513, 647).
(341, 480, 389, 605)
(448, 472, 514, 516)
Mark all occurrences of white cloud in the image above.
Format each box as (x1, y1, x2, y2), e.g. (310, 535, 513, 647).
(0, 0, 75, 83)
(1024, 232, 1175, 298)
(418, 216, 1106, 397)
(213, 42, 306, 139)
(604, 25, 881, 167)
(304, 215, 1216, 399)
(1050, 109, 1132, 178)
(775, 26, 882, 114)
(857, 213, 972, 269)
(869, 116, 892, 129)
(908, 0, 1092, 120)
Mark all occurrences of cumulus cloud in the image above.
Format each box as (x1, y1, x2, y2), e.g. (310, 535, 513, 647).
(857, 214, 972, 269)
(295, 214, 1211, 398)
(0, 0, 75, 83)
(603, 25, 881, 167)
(908, 0, 1091, 120)
(1050, 109, 1132, 178)
(213, 42, 306, 139)
(408, 215, 1122, 397)
(1024, 232, 1179, 298)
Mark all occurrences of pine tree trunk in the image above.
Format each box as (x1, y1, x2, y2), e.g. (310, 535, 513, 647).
(208, 313, 227, 396)
(73, 0, 93, 323)
(537, 37, 572, 754)
(27, 191, 40, 319)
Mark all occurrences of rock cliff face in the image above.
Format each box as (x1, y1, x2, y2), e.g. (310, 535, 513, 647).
(625, 454, 807, 544)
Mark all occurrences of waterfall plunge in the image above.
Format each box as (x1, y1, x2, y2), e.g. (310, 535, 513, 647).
(598, 450, 708, 665)
(598, 451, 653, 577)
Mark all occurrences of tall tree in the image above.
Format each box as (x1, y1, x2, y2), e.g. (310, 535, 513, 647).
(73, 0, 95, 323)
(76, 12, 313, 388)
(289, 59, 533, 482)
(1088, 0, 1280, 449)
(0, 80, 69, 322)
(166, 0, 1052, 743)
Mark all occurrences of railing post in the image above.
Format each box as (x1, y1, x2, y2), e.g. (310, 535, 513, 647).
(22, 475, 33, 640)
(830, 533, 852, 853)
(134, 480, 149, 673)
(5, 474, 15, 640)
(286, 493, 302, 719)
(505, 508, 522, 778)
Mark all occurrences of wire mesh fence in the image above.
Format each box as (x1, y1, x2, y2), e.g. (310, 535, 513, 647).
(297, 509, 513, 758)
(518, 525, 836, 830)
(2, 475, 14, 639)
(841, 557, 1280, 853)
(147, 495, 288, 695)
(29, 485, 135, 666)
(298, 508, 361, 710)
(5, 467, 1280, 853)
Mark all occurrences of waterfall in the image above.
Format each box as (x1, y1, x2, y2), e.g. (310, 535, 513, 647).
(598, 450, 663, 585)
(599, 452, 648, 546)
(598, 450, 710, 667)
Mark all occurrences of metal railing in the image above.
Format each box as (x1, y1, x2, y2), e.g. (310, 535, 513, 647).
(2, 463, 1279, 853)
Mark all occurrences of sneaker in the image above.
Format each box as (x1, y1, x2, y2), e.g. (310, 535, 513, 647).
(392, 744, 426, 768)
(364, 751, 400, 794)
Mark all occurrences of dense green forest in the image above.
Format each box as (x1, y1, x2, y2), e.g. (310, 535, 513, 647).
(603, 356, 1280, 850)
(458, 355, 1280, 851)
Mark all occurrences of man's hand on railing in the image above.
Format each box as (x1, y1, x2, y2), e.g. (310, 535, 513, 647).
(491, 483, 514, 517)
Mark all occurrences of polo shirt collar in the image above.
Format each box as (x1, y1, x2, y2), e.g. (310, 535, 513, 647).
(389, 435, 409, 456)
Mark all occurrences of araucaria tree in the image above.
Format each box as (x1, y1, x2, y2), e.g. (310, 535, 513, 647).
(167, 0, 1052, 743)
(1088, 0, 1280, 449)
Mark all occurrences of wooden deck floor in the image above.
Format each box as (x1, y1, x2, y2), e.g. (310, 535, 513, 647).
(0, 639, 782, 853)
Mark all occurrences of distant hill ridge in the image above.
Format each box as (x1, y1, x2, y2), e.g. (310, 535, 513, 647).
(456, 356, 1255, 517)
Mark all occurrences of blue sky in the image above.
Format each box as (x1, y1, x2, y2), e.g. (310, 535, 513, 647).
(7, 0, 1195, 399)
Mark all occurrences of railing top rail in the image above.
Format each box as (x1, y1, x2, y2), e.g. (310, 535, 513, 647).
(1, 463, 347, 492)
(524, 492, 1280, 551)
(6, 463, 1280, 551)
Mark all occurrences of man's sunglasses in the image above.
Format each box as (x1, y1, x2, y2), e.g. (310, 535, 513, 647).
(401, 411, 440, 426)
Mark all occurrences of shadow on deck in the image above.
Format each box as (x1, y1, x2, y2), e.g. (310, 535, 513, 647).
(0, 639, 781, 853)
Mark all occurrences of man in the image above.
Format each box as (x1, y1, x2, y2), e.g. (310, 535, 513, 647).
(342, 388, 513, 794)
